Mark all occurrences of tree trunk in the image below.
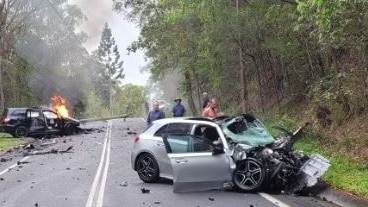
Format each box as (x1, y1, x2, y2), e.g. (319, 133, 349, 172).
(0, 58, 4, 111)
(184, 71, 197, 116)
(236, 0, 248, 112)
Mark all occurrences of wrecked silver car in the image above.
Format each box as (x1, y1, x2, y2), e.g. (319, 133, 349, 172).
(131, 115, 330, 193)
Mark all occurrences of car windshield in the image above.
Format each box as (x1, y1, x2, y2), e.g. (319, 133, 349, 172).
(222, 116, 275, 147)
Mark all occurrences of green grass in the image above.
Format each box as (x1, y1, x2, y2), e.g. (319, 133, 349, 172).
(0, 133, 27, 153)
(294, 136, 368, 198)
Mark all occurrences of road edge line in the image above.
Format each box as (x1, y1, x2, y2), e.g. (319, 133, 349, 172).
(85, 121, 110, 207)
(0, 156, 30, 176)
(258, 192, 291, 207)
(96, 127, 111, 207)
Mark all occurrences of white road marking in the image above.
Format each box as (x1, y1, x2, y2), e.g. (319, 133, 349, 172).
(96, 136, 111, 207)
(85, 121, 112, 207)
(258, 192, 291, 207)
(0, 156, 30, 176)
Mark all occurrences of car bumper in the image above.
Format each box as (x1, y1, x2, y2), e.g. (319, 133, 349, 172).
(0, 125, 15, 134)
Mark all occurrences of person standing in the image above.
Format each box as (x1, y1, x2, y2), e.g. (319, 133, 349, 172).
(172, 98, 186, 117)
(147, 101, 165, 126)
(202, 92, 210, 109)
(202, 98, 223, 119)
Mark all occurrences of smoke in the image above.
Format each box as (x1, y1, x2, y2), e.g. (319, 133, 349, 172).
(70, 0, 114, 51)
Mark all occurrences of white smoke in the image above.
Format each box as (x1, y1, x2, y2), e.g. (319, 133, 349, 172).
(69, 0, 113, 51)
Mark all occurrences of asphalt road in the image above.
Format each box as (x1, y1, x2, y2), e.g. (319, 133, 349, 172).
(0, 118, 340, 207)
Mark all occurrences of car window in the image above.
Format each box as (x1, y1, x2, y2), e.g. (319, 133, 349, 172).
(165, 135, 190, 153)
(28, 111, 41, 118)
(166, 123, 192, 135)
(43, 111, 58, 119)
(154, 123, 192, 137)
(190, 136, 214, 153)
(154, 124, 169, 136)
(10, 110, 26, 117)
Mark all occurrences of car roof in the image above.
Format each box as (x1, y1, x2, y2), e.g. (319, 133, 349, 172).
(152, 117, 214, 124)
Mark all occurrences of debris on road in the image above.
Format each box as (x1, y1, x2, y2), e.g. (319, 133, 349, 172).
(127, 131, 137, 135)
(0, 157, 12, 162)
(23, 146, 73, 156)
(120, 181, 128, 187)
(17, 161, 30, 165)
(154, 201, 161, 204)
(141, 188, 150, 194)
(208, 197, 215, 201)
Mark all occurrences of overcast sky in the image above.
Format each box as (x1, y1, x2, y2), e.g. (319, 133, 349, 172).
(69, 0, 148, 86)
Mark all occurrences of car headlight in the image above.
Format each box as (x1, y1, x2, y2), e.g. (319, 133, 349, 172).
(261, 148, 274, 158)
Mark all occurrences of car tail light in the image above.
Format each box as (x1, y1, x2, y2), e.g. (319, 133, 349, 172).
(134, 135, 140, 143)
(2, 117, 10, 124)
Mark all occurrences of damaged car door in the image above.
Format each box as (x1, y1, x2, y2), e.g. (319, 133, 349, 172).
(163, 133, 232, 193)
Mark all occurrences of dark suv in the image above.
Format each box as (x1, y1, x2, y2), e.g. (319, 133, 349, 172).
(0, 107, 79, 138)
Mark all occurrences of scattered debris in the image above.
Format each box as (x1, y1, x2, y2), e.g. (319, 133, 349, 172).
(78, 168, 86, 170)
(154, 201, 161, 204)
(141, 188, 150, 194)
(40, 139, 57, 146)
(120, 181, 128, 187)
(60, 146, 73, 153)
(66, 168, 70, 170)
(34, 203, 38, 207)
(23, 144, 35, 150)
(0, 178, 4, 181)
(63, 140, 67, 143)
(127, 131, 137, 135)
(17, 161, 30, 165)
(0, 157, 12, 162)
(208, 197, 215, 201)
(23, 146, 73, 156)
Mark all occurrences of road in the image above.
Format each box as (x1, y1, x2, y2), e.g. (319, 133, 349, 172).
(0, 118, 339, 207)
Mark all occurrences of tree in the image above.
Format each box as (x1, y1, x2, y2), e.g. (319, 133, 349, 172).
(94, 23, 124, 113)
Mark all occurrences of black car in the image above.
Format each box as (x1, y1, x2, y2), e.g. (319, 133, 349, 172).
(0, 107, 79, 138)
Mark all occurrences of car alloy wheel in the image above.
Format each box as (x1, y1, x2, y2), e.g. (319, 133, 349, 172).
(14, 125, 28, 137)
(136, 153, 159, 183)
(233, 158, 265, 192)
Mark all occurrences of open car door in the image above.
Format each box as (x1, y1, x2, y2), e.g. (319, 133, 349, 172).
(163, 134, 233, 193)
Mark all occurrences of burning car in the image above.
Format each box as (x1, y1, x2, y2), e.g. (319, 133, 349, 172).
(131, 114, 330, 193)
(0, 96, 79, 138)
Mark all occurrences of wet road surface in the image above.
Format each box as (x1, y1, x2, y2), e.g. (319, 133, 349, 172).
(0, 118, 340, 207)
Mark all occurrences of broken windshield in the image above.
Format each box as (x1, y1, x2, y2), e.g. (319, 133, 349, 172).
(222, 117, 274, 147)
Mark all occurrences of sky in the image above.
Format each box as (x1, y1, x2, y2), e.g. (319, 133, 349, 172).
(69, 0, 149, 86)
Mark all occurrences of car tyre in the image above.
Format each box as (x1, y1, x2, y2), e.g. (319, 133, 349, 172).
(136, 153, 159, 183)
(233, 158, 265, 192)
(13, 125, 28, 138)
(64, 124, 75, 136)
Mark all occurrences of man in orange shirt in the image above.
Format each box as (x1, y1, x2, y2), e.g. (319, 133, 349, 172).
(202, 99, 222, 119)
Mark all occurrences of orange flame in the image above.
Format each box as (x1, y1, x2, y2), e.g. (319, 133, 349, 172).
(50, 95, 70, 117)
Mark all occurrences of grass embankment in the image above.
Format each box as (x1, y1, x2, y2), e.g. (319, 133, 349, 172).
(0, 133, 27, 155)
(264, 114, 368, 198)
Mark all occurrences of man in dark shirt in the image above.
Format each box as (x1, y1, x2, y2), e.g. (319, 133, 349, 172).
(172, 98, 186, 117)
(147, 101, 165, 126)
(202, 92, 210, 109)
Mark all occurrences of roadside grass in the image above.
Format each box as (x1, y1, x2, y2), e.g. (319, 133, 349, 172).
(0, 133, 27, 154)
(263, 114, 368, 198)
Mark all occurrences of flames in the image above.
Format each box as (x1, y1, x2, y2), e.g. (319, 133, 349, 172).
(51, 95, 70, 118)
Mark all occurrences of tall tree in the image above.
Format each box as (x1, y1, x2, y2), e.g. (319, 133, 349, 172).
(94, 23, 124, 114)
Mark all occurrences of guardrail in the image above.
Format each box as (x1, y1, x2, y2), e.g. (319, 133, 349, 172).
(78, 114, 129, 123)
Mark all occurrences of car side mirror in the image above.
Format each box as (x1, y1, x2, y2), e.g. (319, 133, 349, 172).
(212, 143, 224, 156)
